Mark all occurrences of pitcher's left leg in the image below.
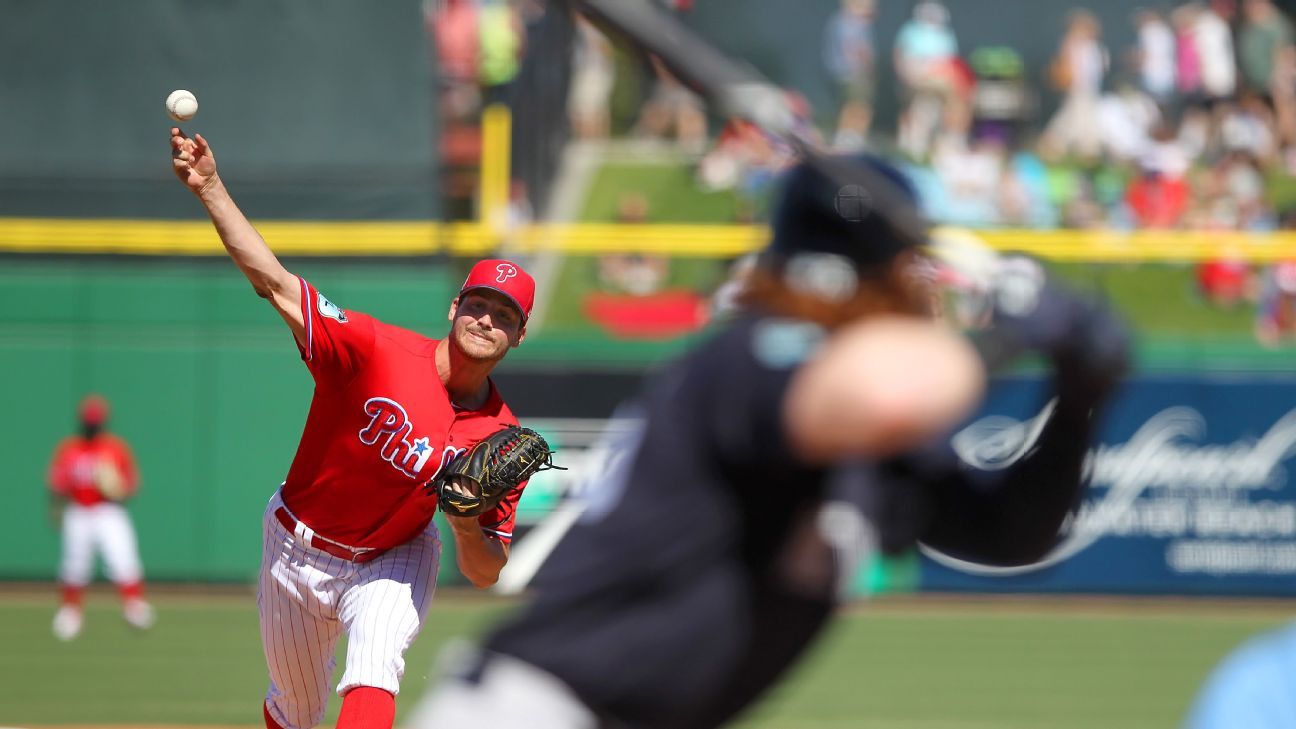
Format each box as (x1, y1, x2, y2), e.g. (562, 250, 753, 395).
(335, 530, 441, 728)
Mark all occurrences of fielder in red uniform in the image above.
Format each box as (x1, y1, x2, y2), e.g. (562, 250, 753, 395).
(47, 394, 154, 640)
(169, 128, 537, 729)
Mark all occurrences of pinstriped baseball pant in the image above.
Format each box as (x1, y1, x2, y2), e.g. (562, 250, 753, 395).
(258, 492, 441, 729)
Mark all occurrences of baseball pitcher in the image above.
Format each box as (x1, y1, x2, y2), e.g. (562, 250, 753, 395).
(169, 128, 555, 729)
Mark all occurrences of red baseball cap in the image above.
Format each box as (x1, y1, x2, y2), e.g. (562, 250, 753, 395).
(459, 259, 535, 322)
(79, 394, 109, 427)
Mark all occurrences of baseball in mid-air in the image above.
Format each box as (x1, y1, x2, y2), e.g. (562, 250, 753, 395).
(165, 89, 199, 122)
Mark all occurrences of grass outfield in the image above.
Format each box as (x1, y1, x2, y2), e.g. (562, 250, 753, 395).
(0, 591, 1288, 729)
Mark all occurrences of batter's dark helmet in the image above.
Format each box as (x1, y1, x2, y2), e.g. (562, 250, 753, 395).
(763, 153, 925, 272)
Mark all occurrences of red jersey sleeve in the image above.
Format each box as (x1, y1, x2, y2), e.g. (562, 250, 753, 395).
(296, 277, 376, 385)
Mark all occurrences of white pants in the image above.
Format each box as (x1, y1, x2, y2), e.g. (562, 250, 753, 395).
(409, 646, 600, 729)
(258, 492, 442, 729)
(60, 502, 144, 586)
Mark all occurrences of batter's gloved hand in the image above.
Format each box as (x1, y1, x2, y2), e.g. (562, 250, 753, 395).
(974, 255, 1131, 402)
(426, 426, 564, 517)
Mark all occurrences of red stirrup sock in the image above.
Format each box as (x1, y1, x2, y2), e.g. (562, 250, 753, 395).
(262, 701, 286, 729)
(118, 580, 145, 601)
(60, 584, 85, 608)
(336, 686, 396, 729)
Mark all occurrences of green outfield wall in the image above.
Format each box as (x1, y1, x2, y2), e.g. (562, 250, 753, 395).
(3, 254, 1293, 585)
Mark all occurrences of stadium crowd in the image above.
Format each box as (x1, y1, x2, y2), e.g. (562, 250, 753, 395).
(424, 0, 1296, 234)
(697, 0, 1296, 346)
(693, 0, 1296, 235)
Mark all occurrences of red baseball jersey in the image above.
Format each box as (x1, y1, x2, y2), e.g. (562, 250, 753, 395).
(281, 278, 527, 550)
(47, 433, 139, 507)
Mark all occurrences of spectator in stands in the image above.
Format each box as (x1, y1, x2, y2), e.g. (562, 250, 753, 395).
(823, 0, 877, 152)
(477, 0, 526, 107)
(1098, 79, 1162, 164)
(1173, 3, 1205, 104)
(999, 150, 1059, 227)
(1196, 257, 1254, 307)
(893, 1, 962, 160)
(1217, 150, 1273, 228)
(429, 0, 481, 122)
(1172, 131, 1274, 233)
(505, 179, 534, 230)
(1238, 0, 1294, 97)
(1135, 8, 1178, 105)
(1254, 260, 1296, 345)
(1144, 119, 1194, 179)
(568, 16, 615, 140)
(697, 91, 811, 214)
(598, 253, 670, 296)
(1123, 119, 1191, 231)
(1195, 1, 1238, 105)
(697, 120, 758, 192)
(1041, 9, 1109, 162)
(616, 190, 650, 224)
(996, 165, 1035, 226)
(633, 57, 708, 154)
(931, 120, 1004, 227)
(1270, 44, 1296, 150)
(1060, 176, 1110, 228)
(596, 193, 670, 297)
(1177, 103, 1215, 160)
(698, 117, 797, 223)
(967, 46, 1031, 147)
(1125, 167, 1192, 228)
(1219, 92, 1280, 164)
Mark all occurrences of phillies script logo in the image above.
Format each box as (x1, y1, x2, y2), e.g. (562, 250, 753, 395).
(358, 397, 463, 479)
(495, 263, 518, 283)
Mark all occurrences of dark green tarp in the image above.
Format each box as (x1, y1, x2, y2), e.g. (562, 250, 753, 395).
(0, 0, 438, 219)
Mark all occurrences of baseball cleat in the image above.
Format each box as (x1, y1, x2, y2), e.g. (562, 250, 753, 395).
(124, 599, 156, 630)
(52, 606, 83, 641)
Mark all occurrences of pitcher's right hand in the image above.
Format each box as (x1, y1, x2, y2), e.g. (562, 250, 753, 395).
(169, 127, 218, 196)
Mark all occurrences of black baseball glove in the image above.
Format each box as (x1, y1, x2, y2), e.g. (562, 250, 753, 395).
(428, 426, 564, 517)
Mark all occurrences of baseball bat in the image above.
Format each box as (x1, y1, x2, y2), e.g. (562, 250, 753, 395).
(572, 0, 928, 249)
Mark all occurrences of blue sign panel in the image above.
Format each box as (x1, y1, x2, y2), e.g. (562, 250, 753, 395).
(921, 374, 1296, 596)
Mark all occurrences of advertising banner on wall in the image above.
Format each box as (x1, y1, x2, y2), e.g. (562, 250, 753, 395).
(922, 374, 1296, 596)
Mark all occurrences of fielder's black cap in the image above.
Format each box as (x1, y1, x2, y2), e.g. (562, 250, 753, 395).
(763, 153, 925, 273)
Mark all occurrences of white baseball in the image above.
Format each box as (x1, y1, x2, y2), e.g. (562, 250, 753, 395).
(166, 89, 199, 123)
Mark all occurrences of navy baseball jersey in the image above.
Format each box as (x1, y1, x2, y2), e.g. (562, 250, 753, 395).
(487, 314, 843, 726)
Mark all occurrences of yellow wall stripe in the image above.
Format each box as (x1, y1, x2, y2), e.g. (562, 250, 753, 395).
(4, 217, 1296, 262)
